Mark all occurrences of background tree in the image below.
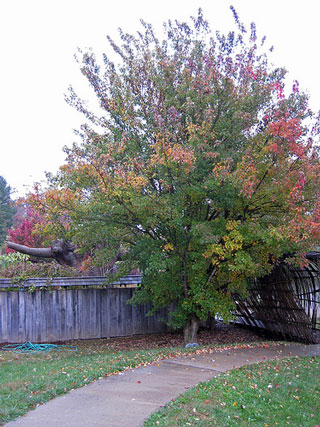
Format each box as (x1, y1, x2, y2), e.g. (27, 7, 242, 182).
(6, 204, 49, 250)
(31, 9, 320, 342)
(6, 195, 79, 267)
(0, 176, 16, 252)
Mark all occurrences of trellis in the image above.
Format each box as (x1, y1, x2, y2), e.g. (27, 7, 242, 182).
(232, 252, 320, 343)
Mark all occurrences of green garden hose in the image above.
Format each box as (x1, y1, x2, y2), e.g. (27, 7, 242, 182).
(1, 341, 77, 353)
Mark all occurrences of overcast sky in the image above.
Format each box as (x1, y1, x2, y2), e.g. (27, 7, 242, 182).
(1, 0, 319, 198)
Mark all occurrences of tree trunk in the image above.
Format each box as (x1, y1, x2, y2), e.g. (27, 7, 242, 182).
(7, 240, 77, 267)
(51, 240, 77, 266)
(183, 314, 200, 344)
(7, 242, 53, 258)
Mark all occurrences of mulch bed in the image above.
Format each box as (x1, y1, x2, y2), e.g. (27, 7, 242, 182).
(99, 323, 269, 352)
(94, 324, 319, 352)
(1, 323, 318, 351)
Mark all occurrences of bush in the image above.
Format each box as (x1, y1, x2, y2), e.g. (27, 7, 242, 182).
(0, 253, 80, 278)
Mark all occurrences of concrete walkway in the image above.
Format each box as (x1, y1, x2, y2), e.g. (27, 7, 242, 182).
(6, 343, 320, 427)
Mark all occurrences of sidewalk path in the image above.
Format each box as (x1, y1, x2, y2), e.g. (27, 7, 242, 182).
(6, 343, 320, 427)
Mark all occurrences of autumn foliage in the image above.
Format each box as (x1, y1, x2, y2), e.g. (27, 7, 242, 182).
(28, 9, 320, 342)
(6, 205, 49, 251)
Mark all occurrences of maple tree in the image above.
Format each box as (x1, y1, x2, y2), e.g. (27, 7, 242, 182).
(31, 9, 320, 342)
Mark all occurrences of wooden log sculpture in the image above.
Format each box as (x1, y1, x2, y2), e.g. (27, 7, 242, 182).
(7, 240, 77, 267)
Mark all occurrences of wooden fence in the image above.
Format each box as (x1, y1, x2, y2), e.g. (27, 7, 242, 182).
(0, 275, 169, 343)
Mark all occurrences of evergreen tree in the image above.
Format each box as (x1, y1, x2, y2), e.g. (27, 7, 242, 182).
(0, 176, 16, 251)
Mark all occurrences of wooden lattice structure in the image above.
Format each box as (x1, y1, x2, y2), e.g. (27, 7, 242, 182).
(232, 252, 320, 343)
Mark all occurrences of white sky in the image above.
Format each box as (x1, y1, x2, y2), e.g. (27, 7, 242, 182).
(1, 0, 319, 198)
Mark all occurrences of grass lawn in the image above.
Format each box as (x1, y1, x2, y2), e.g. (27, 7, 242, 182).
(2, 326, 317, 426)
(0, 325, 265, 424)
(0, 325, 268, 426)
(144, 356, 320, 427)
(0, 341, 180, 424)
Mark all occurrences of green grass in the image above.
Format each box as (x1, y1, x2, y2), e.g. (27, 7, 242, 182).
(144, 356, 320, 427)
(0, 339, 267, 424)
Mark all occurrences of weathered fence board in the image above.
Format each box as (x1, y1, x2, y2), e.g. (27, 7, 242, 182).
(0, 275, 142, 289)
(0, 276, 168, 343)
